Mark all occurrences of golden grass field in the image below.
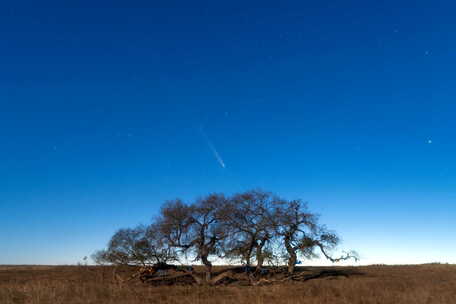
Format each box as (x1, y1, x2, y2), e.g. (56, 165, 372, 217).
(1, 264, 455, 304)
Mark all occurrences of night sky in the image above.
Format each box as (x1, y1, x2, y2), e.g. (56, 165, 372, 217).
(1, 0, 455, 265)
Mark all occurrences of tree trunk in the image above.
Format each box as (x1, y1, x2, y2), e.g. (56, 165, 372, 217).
(201, 255, 212, 283)
(284, 237, 297, 274)
(287, 253, 297, 274)
(255, 239, 267, 272)
(256, 249, 264, 270)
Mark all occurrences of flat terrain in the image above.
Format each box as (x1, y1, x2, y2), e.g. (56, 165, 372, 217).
(1, 264, 455, 303)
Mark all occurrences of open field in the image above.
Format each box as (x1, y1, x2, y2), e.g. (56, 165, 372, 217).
(1, 264, 455, 304)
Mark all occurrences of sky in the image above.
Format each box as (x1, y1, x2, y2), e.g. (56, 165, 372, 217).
(1, 0, 455, 265)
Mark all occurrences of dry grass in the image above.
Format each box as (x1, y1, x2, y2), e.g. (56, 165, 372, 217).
(1, 264, 455, 304)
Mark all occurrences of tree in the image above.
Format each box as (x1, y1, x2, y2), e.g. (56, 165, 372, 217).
(273, 199, 358, 274)
(158, 194, 230, 283)
(94, 189, 358, 285)
(223, 190, 276, 271)
(92, 224, 177, 266)
(143, 223, 179, 264)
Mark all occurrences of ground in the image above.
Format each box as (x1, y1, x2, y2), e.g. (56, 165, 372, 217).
(0, 264, 455, 304)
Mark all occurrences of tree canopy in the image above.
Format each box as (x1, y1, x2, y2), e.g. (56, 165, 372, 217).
(93, 189, 358, 284)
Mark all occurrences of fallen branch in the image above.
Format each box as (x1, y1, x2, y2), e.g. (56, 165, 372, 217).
(251, 269, 352, 285)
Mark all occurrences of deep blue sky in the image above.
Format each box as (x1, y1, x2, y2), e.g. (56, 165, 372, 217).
(1, 0, 455, 265)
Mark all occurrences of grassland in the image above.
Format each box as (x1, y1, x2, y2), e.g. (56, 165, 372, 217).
(1, 264, 455, 304)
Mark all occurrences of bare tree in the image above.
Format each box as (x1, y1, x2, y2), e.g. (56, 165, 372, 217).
(223, 190, 276, 272)
(94, 190, 358, 285)
(158, 194, 230, 283)
(273, 199, 358, 274)
(271, 199, 315, 273)
(143, 223, 179, 264)
(92, 224, 177, 266)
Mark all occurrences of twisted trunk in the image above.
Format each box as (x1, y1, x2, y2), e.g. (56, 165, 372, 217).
(284, 236, 297, 274)
(201, 254, 212, 282)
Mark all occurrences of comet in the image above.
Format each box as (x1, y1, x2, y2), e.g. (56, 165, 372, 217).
(199, 126, 226, 169)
